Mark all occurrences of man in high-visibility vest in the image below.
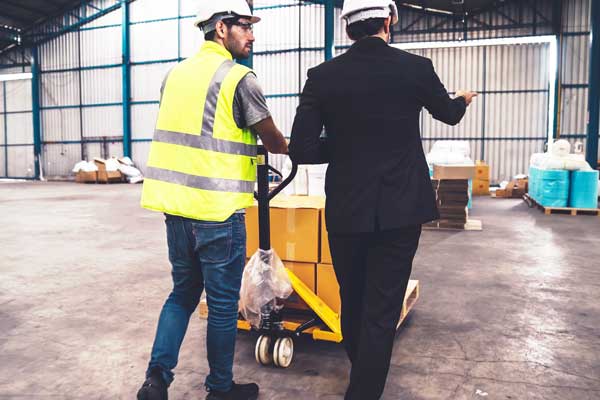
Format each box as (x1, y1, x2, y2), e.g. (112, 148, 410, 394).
(137, 2, 287, 399)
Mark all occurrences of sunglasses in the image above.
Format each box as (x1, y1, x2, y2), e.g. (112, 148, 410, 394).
(223, 20, 254, 32)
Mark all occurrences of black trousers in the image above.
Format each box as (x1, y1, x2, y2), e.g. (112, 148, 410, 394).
(328, 225, 422, 400)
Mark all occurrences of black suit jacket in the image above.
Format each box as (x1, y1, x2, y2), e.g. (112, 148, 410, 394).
(289, 37, 467, 234)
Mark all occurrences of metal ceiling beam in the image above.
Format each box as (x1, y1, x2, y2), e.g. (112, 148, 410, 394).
(23, 0, 134, 46)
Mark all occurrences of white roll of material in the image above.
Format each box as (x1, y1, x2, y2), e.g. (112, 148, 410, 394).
(550, 139, 571, 157)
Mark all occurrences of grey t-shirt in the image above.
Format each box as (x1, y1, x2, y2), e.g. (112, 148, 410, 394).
(159, 70, 271, 130)
(233, 72, 271, 129)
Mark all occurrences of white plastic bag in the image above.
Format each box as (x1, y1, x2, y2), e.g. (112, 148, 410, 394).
(239, 249, 293, 329)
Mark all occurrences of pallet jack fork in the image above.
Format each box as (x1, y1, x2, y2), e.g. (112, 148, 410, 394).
(242, 146, 343, 369)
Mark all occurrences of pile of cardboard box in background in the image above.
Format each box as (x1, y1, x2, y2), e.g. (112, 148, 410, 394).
(245, 196, 340, 314)
(427, 164, 477, 229)
(73, 157, 143, 184)
(493, 176, 529, 198)
(473, 161, 490, 196)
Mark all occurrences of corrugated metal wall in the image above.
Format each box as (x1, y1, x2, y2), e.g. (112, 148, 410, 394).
(0, 0, 594, 181)
(0, 64, 34, 179)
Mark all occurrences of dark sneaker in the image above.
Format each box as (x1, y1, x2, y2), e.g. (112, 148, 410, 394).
(206, 382, 259, 400)
(137, 369, 168, 400)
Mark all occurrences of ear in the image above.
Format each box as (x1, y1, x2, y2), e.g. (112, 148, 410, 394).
(383, 16, 391, 34)
(215, 20, 228, 39)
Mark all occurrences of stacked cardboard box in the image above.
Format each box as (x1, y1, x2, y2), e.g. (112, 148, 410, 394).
(473, 161, 490, 196)
(427, 165, 475, 229)
(246, 196, 334, 312)
(431, 180, 470, 229)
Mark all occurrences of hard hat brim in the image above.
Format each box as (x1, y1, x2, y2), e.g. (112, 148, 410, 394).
(194, 14, 261, 28)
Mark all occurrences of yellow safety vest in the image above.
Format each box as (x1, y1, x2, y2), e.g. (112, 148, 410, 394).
(141, 41, 257, 222)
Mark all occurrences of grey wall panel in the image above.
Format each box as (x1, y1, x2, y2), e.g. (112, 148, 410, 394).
(180, 19, 204, 59)
(132, 104, 159, 140)
(6, 113, 33, 145)
(561, 87, 588, 135)
(5, 80, 32, 112)
(485, 44, 549, 91)
(0, 114, 4, 145)
(41, 72, 80, 107)
(0, 148, 5, 177)
(131, 20, 179, 62)
(80, 27, 122, 67)
(254, 53, 300, 94)
(486, 139, 544, 182)
(7, 145, 35, 178)
(484, 92, 549, 139)
(131, 63, 175, 102)
(254, 5, 300, 52)
(41, 109, 81, 142)
(266, 96, 299, 137)
(43, 144, 81, 177)
(40, 31, 79, 71)
(0, 82, 4, 111)
(81, 67, 122, 104)
(132, 141, 151, 174)
(130, 0, 178, 22)
(82, 106, 123, 138)
(563, 0, 591, 32)
(561, 35, 590, 84)
(84, 2, 122, 28)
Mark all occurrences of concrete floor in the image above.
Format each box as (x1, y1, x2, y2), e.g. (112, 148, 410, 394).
(1, 182, 599, 400)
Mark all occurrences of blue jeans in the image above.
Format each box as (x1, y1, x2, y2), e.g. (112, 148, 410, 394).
(146, 213, 246, 392)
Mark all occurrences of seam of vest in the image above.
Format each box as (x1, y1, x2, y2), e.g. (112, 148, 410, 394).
(145, 167, 255, 193)
(153, 130, 257, 157)
(202, 59, 236, 138)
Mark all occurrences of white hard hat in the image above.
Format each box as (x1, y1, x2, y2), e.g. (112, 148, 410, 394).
(340, 0, 399, 26)
(194, 0, 261, 29)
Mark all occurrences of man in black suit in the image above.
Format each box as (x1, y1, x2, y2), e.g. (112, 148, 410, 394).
(288, 1, 477, 399)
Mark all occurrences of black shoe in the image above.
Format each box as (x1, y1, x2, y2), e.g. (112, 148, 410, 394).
(206, 382, 259, 400)
(137, 369, 168, 400)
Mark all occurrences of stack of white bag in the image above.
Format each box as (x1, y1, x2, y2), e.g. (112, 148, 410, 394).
(426, 140, 474, 166)
(281, 159, 327, 196)
(530, 139, 593, 171)
(72, 161, 98, 173)
(116, 157, 144, 184)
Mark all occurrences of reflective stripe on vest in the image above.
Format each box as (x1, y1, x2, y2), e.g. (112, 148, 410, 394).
(145, 167, 255, 193)
(153, 130, 257, 157)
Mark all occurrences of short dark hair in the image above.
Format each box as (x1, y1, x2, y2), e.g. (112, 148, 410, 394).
(204, 29, 216, 41)
(346, 18, 387, 41)
(202, 16, 240, 41)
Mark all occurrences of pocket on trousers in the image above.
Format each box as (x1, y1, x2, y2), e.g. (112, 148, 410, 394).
(192, 222, 233, 263)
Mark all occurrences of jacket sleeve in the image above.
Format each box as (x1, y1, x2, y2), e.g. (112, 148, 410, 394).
(289, 70, 329, 164)
(421, 59, 467, 126)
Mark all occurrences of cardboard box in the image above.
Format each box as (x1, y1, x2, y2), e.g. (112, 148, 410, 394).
(321, 213, 332, 264)
(283, 262, 316, 311)
(75, 171, 97, 183)
(475, 161, 490, 181)
(433, 164, 475, 180)
(316, 263, 340, 314)
(473, 179, 490, 196)
(94, 159, 123, 183)
(246, 195, 325, 263)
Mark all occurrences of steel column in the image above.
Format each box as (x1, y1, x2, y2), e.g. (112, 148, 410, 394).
(121, 0, 132, 158)
(587, 0, 600, 169)
(325, 0, 335, 60)
(31, 45, 42, 179)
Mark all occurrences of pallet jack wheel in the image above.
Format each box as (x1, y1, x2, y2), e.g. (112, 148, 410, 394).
(255, 335, 273, 366)
(273, 337, 294, 368)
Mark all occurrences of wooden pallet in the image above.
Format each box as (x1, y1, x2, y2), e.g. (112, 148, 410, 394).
(199, 280, 420, 339)
(423, 219, 483, 231)
(524, 194, 600, 216)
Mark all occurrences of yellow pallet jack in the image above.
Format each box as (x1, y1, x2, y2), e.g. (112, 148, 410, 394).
(238, 147, 419, 369)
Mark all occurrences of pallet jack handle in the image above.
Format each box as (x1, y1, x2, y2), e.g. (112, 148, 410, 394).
(254, 145, 297, 251)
